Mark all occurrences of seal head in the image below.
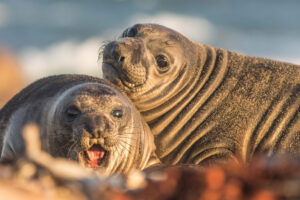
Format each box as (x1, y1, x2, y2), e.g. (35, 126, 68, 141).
(0, 75, 158, 174)
(102, 24, 200, 113)
(47, 83, 155, 174)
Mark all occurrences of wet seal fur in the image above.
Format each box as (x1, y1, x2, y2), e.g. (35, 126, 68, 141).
(0, 74, 159, 174)
(102, 23, 300, 165)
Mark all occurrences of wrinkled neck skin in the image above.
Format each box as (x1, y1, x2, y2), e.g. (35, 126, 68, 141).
(130, 43, 232, 164)
(104, 24, 300, 166)
(137, 44, 208, 128)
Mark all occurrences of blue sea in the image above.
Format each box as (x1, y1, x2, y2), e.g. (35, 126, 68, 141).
(0, 0, 299, 81)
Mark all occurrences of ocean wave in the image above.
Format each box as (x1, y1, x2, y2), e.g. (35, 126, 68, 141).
(20, 37, 103, 81)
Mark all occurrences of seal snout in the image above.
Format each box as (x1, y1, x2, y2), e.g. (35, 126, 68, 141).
(81, 113, 118, 148)
(102, 40, 147, 88)
(80, 114, 111, 168)
(83, 114, 108, 139)
(103, 41, 126, 66)
(111, 44, 125, 64)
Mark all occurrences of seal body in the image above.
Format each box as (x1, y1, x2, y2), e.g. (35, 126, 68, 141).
(102, 23, 300, 165)
(0, 74, 159, 174)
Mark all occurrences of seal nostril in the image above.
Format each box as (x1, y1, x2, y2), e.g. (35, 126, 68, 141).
(119, 56, 125, 63)
(96, 130, 101, 138)
(112, 50, 120, 62)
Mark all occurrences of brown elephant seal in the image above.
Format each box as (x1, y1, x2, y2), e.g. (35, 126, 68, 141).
(101, 23, 300, 166)
(0, 74, 159, 174)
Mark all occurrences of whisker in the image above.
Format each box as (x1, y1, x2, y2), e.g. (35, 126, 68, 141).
(120, 126, 143, 131)
(118, 135, 138, 140)
(118, 140, 136, 152)
(98, 40, 113, 62)
(118, 131, 140, 136)
(117, 141, 132, 153)
(114, 145, 121, 159)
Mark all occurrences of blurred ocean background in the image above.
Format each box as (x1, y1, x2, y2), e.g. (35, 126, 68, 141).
(0, 0, 300, 82)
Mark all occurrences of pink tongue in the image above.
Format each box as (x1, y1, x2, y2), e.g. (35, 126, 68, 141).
(86, 145, 105, 167)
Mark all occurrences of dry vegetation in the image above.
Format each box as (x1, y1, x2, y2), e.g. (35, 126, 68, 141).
(0, 124, 299, 200)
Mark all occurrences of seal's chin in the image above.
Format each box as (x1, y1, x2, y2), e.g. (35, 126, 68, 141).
(102, 62, 141, 89)
(84, 144, 108, 168)
(103, 63, 125, 87)
(102, 63, 118, 81)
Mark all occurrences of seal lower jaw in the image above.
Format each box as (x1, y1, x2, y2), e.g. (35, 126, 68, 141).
(102, 64, 152, 102)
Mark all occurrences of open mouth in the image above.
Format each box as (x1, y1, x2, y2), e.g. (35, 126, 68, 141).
(84, 144, 107, 168)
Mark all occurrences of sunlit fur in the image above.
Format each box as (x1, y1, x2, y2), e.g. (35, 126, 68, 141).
(0, 75, 158, 174)
(102, 23, 300, 166)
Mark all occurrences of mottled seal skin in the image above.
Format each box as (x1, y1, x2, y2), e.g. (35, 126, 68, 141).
(0, 74, 159, 174)
(101, 23, 300, 166)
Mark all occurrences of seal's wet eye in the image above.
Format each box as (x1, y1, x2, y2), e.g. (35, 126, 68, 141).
(156, 55, 169, 72)
(122, 27, 138, 38)
(65, 105, 81, 122)
(112, 109, 123, 118)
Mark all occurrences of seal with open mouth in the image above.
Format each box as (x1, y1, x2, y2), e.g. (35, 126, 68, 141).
(101, 23, 300, 166)
(0, 74, 159, 174)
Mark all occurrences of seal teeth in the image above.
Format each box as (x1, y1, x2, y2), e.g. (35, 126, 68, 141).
(121, 78, 136, 88)
(87, 150, 105, 160)
(89, 138, 97, 146)
(98, 138, 103, 144)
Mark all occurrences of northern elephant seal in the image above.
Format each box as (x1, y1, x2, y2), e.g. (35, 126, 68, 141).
(102, 23, 300, 165)
(0, 74, 159, 174)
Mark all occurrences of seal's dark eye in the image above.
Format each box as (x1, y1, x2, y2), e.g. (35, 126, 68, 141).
(156, 55, 169, 71)
(65, 105, 81, 122)
(122, 27, 137, 38)
(112, 109, 123, 118)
